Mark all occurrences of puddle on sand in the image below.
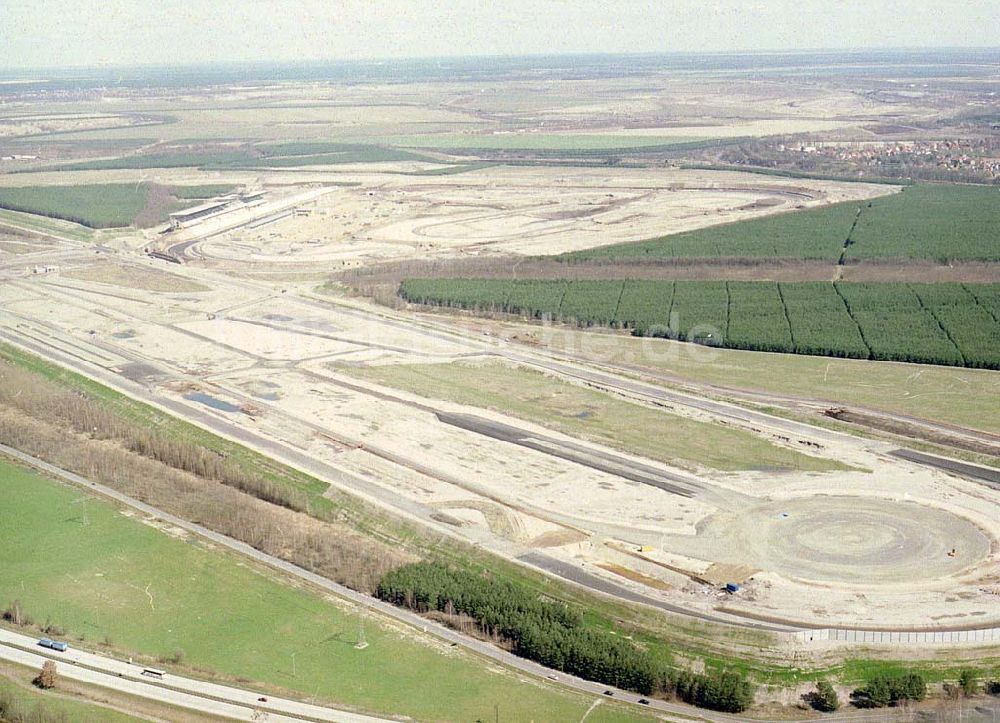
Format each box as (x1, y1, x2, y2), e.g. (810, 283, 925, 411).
(243, 379, 281, 401)
(183, 392, 242, 413)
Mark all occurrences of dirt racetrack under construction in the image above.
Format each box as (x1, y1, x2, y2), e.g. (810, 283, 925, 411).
(2, 164, 999, 653)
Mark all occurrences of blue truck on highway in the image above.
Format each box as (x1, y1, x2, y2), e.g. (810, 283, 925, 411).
(38, 638, 69, 652)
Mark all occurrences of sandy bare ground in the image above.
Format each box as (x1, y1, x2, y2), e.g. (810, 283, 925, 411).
(161, 167, 897, 270)
(2, 60, 998, 656)
(64, 261, 210, 292)
(2, 253, 998, 632)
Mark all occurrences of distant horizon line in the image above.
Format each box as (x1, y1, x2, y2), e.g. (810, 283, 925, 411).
(4, 45, 999, 75)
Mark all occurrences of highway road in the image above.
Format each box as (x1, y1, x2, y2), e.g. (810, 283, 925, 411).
(0, 442, 736, 722)
(0, 629, 366, 722)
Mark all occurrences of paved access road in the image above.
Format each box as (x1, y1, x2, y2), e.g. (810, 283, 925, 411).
(890, 448, 1000, 491)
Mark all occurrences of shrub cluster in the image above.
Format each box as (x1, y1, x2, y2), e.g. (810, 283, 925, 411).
(661, 668, 756, 713)
(377, 562, 656, 693)
(851, 672, 927, 708)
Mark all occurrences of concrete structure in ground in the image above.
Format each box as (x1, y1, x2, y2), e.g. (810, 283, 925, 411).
(168, 200, 231, 229)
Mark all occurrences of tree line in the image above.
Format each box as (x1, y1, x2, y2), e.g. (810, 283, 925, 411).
(377, 562, 755, 712)
(0, 358, 410, 594)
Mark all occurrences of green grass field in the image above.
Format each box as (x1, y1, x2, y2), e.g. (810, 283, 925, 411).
(0, 208, 95, 241)
(372, 133, 705, 151)
(0, 458, 651, 722)
(256, 142, 436, 164)
(46, 152, 255, 172)
(564, 202, 862, 261)
(403, 161, 497, 176)
(560, 184, 999, 263)
(44, 144, 437, 172)
(0, 667, 144, 723)
(489, 322, 1000, 434)
(338, 360, 849, 473)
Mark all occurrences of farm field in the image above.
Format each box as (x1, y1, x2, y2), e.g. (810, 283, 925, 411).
(368, 133, 705, 151)
(400, 279, 1000, 368)
(166, 183, 236, 199)
(0, 183, 234, 228)
(848, 185, 1000, 262)
(44, 144, 436, 172)
(0, 458, 650, 723)
(0, 183, 148, 228)
(338, 359, 849, 472)
(559, 184, 999, 263)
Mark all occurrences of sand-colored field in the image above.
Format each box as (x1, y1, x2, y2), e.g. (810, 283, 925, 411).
(170, 166, 897, 268)
(4, 258, 998, 631)
(64, 260, 209, 292)
(573, 118, 857, 138)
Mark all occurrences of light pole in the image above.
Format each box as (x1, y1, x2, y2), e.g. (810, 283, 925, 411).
(291, 651, 296, 678)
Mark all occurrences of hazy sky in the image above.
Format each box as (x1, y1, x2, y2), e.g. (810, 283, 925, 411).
(3, 0, 999, 69)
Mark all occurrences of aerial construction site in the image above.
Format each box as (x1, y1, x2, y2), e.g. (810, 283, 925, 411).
(1, 42, 998, 723)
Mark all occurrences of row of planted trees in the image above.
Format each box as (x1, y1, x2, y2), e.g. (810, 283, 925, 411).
(376, 562, 755, 712)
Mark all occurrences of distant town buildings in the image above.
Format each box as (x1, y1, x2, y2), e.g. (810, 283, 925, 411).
(776, 139, 1000, 180)
(718, 136, 1000, 183)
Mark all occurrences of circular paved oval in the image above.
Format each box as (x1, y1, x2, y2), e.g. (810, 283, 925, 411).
(700, 496, 992, 586)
